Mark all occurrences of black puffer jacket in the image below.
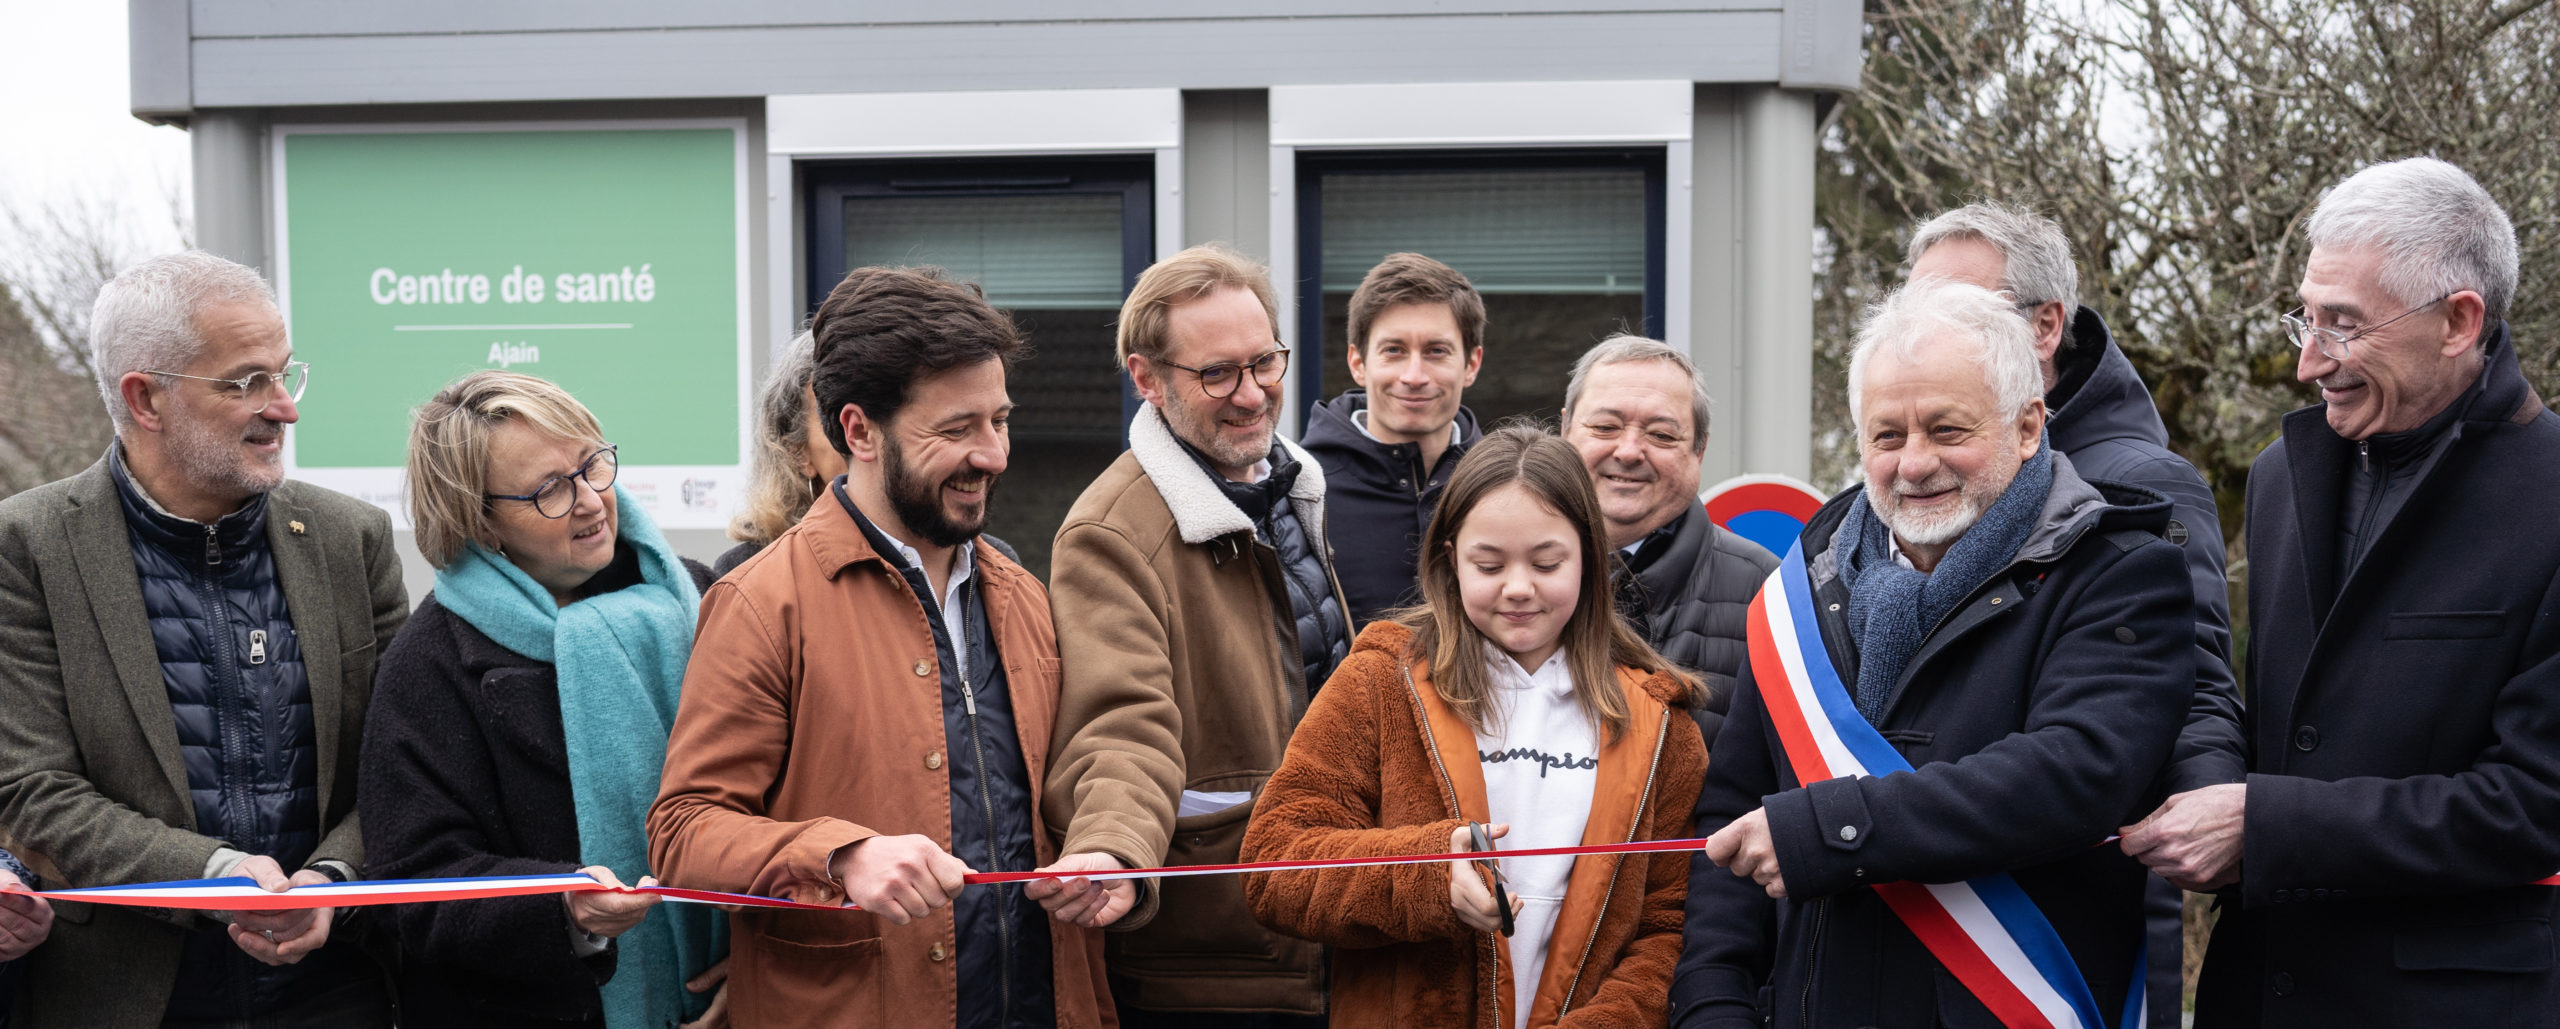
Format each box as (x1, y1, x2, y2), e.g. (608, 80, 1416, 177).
(1299, 390, 1480, 627)
(1612, 504, 1779, 746)
(108, 449, 362, 1019)
(1197, 444, 1351, 696)
(839, 490, 1055, 1029)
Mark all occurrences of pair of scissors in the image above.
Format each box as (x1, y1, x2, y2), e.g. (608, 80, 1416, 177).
(1466, 820, 1514, 938)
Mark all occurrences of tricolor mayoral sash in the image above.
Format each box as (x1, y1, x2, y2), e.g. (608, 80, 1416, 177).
(1745, 540, 2142, 1029)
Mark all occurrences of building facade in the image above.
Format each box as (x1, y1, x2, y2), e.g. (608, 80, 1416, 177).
(132, 0, 1860, 586)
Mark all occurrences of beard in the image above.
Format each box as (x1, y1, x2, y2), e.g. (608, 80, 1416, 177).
(881, 435, 996, 548)
(1866, 449, 2020, 549)
(167, 414, 288, 500)
(1163, 389, 1275, 474)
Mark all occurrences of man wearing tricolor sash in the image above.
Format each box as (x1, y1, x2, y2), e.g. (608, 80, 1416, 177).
(1671, 281, 2195, 1029)
(2121, 159, 2560, 1027)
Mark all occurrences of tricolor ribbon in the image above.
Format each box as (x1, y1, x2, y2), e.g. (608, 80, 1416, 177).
(0, 837, 1719, 913)
(8, 873, 840, 912)
(1748, 541, 2139, 1029)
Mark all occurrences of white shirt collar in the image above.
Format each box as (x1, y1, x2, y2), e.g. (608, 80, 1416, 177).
(871, 520, 976, 607)
(1887, 535, 1917, 571)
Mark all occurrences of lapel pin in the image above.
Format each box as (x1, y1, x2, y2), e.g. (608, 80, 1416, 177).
(289, 520, 307, 535)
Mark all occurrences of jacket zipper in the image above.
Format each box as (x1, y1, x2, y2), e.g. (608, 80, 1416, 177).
(955, 575, 1011, 1028)
(1556, 707, 1674, 1017)
(204, 523, 259, 1009)
(1403, 666, 1501, 1029)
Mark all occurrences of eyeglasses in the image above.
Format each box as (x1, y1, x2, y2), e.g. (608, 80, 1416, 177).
(144, 361, 309, 416)
(1153, 345, 1291, 400)
(485, 444, 618, 519)
(2283, 292, 2453, 361)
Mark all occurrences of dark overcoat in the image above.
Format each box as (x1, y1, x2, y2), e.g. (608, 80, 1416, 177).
(1672, 456, 2193, 1029)
(2195, 325, 2560, 1027)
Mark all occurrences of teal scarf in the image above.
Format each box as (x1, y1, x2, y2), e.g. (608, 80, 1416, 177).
(435, 485, 726, 1028)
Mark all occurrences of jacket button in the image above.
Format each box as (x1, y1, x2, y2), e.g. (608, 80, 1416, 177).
(1838, 825, 1858, 842)
(928, 941, 948, 962)
(2272, 971, 2293, 996)
(1989, 597, 2002, 605)
(2114, 626, 2136, 644)
(2293, 725, 2320, 752)
(925, 751, 943, 770)
(914, 659, 932, 677)
(2313, 888, 2330, 900)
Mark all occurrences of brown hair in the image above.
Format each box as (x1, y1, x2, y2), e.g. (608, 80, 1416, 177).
(1346, 252, 1486, 356)
(1115, 243, 1278, 365)
(810, 266, 1024, 454)
(1394, 424, 1684, 742)
(406, 371, 607, 569)
(730, 330, 822, 547)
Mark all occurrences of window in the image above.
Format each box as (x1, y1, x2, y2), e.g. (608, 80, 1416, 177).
(808, 158, 1152, 577)
(1295, 150, 1665, 429)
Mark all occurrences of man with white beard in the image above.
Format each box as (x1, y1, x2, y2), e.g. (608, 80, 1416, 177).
(1671, 280, 2195, 1028)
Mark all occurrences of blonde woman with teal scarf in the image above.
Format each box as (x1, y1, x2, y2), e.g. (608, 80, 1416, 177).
(358, 372, 727, 1028)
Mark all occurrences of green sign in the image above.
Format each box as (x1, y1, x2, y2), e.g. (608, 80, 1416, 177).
(277, 125, 745, 524)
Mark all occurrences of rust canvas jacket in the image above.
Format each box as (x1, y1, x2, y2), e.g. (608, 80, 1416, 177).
(646, 491, 1112, 1029)
(1240, 621, 1707, 1029)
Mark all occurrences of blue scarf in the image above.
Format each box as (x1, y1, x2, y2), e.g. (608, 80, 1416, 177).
(434, 485, 725, 1028)
(1837, 441, 2055, 722)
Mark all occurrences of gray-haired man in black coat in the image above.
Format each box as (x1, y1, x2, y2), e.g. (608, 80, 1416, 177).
(1674, 281, 2193, 1028)
(2121, 158, 2560, 1027)
(1909, 202, 2240, 1027)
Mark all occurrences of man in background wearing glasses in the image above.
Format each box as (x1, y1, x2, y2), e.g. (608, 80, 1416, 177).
(2119, 157, 2560, 1027)
(1906, 201, 2237, 1028)
(1045, 244, 1350, 1028)
(0, 251, 406, 1027)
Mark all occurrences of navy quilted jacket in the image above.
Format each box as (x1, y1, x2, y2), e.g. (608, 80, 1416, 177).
(110, 452, 350, 1018)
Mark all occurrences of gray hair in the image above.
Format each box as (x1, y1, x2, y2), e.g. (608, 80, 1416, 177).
(731, 330, 825, 546)
(89, 251, 278, 431)
(2307, 156, 2518, 325)
(1562, 334, 1712, 452)
(1848, 280, 2044, 429)
(1906, 201, 2079, 311)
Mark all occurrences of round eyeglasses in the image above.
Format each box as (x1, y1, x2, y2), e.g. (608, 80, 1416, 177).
(484, 444, 618, 519)
(1152, 345, 1291, 400)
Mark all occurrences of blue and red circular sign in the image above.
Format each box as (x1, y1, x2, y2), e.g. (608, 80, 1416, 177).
(1702, 474, 1829, 557)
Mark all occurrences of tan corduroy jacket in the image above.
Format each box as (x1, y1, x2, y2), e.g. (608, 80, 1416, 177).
(647, 490, 1112, 1029)
(1043, 403, 1350, 1015)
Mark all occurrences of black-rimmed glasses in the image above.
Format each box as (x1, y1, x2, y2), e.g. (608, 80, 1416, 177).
(143, 360, 309, 416)
(2284, 292, 2454, 361)
(1153, 345, 1290, 400)
(485, 444, 618, 518)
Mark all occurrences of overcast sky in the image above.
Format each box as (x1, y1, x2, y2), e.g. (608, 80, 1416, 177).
(0, 0, 192, 250)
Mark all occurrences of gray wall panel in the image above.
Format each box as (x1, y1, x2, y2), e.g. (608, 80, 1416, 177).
(189, 13, 1783, 107)
(193, 0, 1772, 38)
(1181, 90, 1271, 261)
(1779, 0, 1863, 91)
(130, 0, 191, 121)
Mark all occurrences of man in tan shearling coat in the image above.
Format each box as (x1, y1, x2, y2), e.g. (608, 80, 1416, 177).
(1045, 245, 1355, 1028)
